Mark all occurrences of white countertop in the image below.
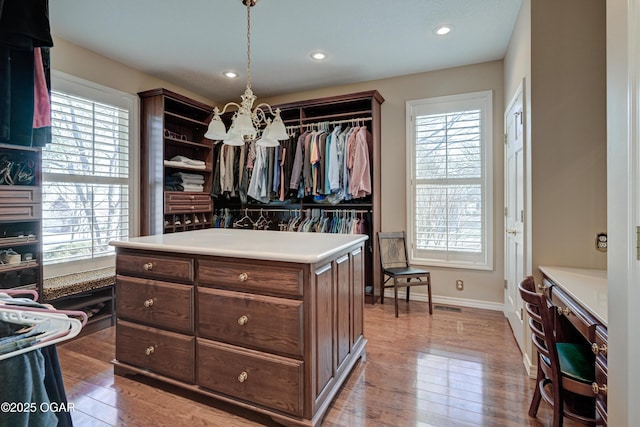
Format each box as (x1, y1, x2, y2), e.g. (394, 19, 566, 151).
(539, 266, 607, 326)
(109, 229, 368, 264)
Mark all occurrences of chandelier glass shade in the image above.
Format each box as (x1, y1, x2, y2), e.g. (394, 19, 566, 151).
(204, 0, 288, 147)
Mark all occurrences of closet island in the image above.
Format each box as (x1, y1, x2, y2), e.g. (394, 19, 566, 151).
(109, 228, 367, 427)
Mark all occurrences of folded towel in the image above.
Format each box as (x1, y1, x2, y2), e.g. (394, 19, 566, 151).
(170, 155, 206, 167)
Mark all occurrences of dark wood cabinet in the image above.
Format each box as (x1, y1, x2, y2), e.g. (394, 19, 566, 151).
(113, 235, 366, 427)
(0, 144, 42, 296)
(543, 274, 608, 426)
(138, 89, 215, 236)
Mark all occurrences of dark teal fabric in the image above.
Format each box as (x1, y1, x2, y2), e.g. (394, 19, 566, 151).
(541, 342, 595, 383)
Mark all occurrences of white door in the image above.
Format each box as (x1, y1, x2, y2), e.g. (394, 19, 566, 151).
(504, 85, 525, 352)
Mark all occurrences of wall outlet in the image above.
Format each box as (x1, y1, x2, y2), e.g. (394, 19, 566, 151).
(596, 232, 607, 252)
(456, 280, 464, 291)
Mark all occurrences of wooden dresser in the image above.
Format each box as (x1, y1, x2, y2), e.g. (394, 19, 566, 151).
(539, 266, 608, 426)
(111, 229, 367, 427)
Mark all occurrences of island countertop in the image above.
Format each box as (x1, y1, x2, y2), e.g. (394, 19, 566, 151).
(539, 265, 607, 326)
(109, 228, 368, 263)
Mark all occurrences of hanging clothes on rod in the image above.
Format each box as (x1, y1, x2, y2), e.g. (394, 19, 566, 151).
(0, 290, 86, 427)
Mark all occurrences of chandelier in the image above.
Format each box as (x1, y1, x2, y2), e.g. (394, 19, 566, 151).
(204, 0, 288, 147)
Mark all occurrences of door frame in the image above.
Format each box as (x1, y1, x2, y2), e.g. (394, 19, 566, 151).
(503, 79, 528, 354)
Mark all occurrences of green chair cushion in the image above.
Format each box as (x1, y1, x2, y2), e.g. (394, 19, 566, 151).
(542, 342, 595, 383)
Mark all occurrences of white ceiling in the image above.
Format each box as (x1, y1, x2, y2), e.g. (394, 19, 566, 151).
(49, 0, 522, 102)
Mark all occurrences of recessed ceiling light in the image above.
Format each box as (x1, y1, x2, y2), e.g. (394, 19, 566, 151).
(310, 51, 327, 61)
(223, 71, 238, 79)
(434, 25, 453, 36)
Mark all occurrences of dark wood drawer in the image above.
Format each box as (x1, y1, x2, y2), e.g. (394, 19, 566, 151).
(594, 356, 607, 407)
(0, 187, 40, 204)
(165, 202, 212, 214)
(198, 260, 304, 297)
(551, 286, 598, 342)
(116, 252, 194, 284)
(165, 192, 212, 214)
(0, 204, 40, 221)
(197, 339, 303, 417)
(164, 192, 211, 203)
(596, 398, 607, 427)
(116, 320, 195, 383)
(594, 326, 608, 363)
(116, 275, 194, 333)
(198, 288, 303, 357)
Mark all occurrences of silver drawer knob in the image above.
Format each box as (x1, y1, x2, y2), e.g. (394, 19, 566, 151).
(238, 272, 248, 282)
(237, 315, 248, 326)
(143, 299, 154, 308)
(145, 345, 155, 356)
(143, 262, 154, 271)
(238, 371, 248, 383)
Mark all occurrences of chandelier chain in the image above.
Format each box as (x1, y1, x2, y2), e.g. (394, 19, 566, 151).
(246, 1, 251, 89)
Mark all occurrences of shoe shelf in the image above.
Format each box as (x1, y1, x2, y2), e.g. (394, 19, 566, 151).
(0, 144, 42, 295)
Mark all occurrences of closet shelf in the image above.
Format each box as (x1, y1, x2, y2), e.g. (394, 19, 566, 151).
(165, 111, 209, 127)
(0, 235, 38, 247)
(0, 260, 38, 273)
(162, 162, 211, 172)
(164, 136, 213, 149)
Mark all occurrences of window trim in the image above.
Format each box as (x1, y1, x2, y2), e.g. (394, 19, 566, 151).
(44, 71, 140, 278)
(406, 90, 493, 271)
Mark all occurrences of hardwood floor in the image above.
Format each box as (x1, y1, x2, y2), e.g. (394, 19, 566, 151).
(56, 302, 581, 427)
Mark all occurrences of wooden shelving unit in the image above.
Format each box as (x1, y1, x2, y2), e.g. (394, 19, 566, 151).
(138, 88, 215, 236)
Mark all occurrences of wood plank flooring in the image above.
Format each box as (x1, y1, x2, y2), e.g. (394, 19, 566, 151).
(56, 302, 581, 426)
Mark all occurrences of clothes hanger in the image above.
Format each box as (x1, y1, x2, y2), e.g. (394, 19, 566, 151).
(233, 208, 254, 229)
(0, 307, 85, 361)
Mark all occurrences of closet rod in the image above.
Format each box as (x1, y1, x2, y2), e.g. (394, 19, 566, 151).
(223, 207, 372, 214)
(301, 116, 372, 129)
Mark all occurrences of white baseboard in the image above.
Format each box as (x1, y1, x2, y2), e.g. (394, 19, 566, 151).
(523, 351, 537, 379)
(382, 290, 504, 312)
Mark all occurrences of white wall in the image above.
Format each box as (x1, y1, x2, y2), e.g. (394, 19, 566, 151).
(51, 36, 215, 106)
(606, 0, 640, 424)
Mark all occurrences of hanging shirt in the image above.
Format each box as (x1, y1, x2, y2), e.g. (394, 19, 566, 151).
(247, 145, 270, 203)
(327, 125, 342, 192)
(290, 131, 308, 190)
(349, 126, 373, 198)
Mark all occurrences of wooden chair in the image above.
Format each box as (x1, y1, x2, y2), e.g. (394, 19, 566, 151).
(518, 276, 596, 427)
(377, 231, 432, 317)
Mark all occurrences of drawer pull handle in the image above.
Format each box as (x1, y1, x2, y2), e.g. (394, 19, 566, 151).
(592, 382, 607, 395)
(237, 315, 248, 326)
(556, 307, 571, 316)
(145, 345, 155, 356)
(238, 272, 248, 282)
(591, 342, 608, 356)
(143, 299, 154, 308)
(189, 195, 195, 200)
(190, 206, 195, 210)
(143, 262, 154, 271)
(238, 371, 248, 383)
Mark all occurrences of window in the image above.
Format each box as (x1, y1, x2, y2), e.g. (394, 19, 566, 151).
(43, 72, 138, 277)
(406, 91, 493, 270)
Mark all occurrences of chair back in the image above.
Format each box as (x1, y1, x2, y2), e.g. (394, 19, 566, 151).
(518, 276, 560, 376)
(377, 231, 410, 270)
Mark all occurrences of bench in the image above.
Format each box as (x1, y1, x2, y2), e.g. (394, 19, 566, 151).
(43, 266, 116, 336)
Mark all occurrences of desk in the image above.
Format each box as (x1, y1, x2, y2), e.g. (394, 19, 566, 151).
(539, 266, 608, 427)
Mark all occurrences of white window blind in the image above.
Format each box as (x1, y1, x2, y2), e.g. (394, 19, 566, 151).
(407, 91, 493, 270)
(43, 90, 130, 266)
